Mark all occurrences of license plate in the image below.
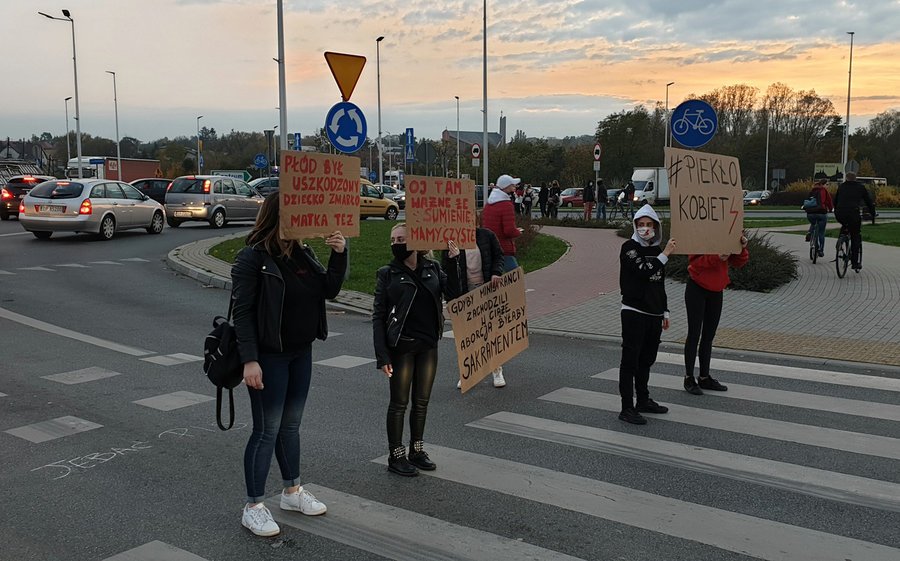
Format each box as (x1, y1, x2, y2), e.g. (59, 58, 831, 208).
(39, 205, 65, 214)
(174, 211, 191, 217)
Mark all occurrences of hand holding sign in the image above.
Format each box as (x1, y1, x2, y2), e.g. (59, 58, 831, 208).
(324, 231, 346, 253)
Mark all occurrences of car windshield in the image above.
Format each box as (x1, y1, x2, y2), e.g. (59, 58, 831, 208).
(170, 178, 206, 193)
(561, 188, 577, 196)
(248, 178, 268, 187)
(28, 181, 84, 199)
(746, 191, 763, 198)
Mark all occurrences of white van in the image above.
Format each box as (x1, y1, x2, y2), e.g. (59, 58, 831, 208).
(631, 167, 669, 205)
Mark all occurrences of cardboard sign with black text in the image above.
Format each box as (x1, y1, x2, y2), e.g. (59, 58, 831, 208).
(446, 268, 528, 393)
(279, 151, 360, 239)
(664, 147, 743, 255)
(404, 175, 477, 250)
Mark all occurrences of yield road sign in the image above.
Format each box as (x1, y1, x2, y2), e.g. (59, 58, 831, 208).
(593, 143, 602, 161)
(471, 143, 481, 158)
(324, 52, 366, 102)
(326, 101, 367, 154)
(670, 99, 718, 148)
(254, 153, 268, 169)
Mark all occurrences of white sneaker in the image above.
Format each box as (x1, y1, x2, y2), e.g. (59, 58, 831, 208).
(242, 503, 280, 537)
(280, 487, 327, 516)
(492, 367, 506, 388)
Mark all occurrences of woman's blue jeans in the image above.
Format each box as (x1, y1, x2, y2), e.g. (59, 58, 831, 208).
(807, 213, 827, 254)
(243, 346, 312, 503)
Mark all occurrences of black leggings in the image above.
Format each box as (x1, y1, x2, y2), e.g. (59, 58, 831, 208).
(619, 310, 663, 409)
(835, 209, 863, 267)
(387, 340, 438, 450)
(683, 278, 723, 379)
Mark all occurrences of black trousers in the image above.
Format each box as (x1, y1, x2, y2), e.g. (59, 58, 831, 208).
(539, 200, 548, 217)
(683, 279, 723, 379)
(387, 339, 438, 450)
(835, 209, 862, 267)
(619, 310, 663, 410)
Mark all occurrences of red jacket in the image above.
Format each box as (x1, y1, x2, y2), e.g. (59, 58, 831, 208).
(688, 249, 749, 292)
(807, 185, 834, 214)
(482, 195, 521, 256)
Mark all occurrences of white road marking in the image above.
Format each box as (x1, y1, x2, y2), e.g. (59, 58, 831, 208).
(133, 391, 214, 411)
(0, 231, 28, 237)
(314, 355, 375, 369)
(88, 261, 123, 266)
(5, 416, 103, 443)
(0, 270, 13, 275)
(55, 263, 89, 268)
(140, 353, 203, 366)
(42, 367, 123, 385)
(103, 540, 210, 561)
(119, 258, 151, 262)
(17, 266, 54, 271)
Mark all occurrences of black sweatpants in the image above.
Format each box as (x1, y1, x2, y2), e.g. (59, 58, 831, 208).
(835, 209, 863, 267)
(683, 279, 724, 379)
(387, 339, 438, 450)
(619, 310, 663, 410)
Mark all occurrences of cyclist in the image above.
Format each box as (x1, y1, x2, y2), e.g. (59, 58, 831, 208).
(804, 179, 834, 258)
(834, 164, 876, 271)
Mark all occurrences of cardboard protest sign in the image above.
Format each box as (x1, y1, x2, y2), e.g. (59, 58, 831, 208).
(404, 175, 477, 250)
(279, 151, 361, 240)
(664, 147, 744, 255)
(446, 268, 528, 393)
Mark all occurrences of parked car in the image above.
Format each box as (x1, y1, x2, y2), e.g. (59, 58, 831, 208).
(375, 183, 406, 209)
(164, 175, 264, 228)
(130, 177, 172, 205)
(360, 179, 399, 220)
(248, 176, 279, 197)
(743, 190, 771, 206)
(1, 175, 55, 220)
(19, 179, 165, 240)
(561, 187, 584, 207)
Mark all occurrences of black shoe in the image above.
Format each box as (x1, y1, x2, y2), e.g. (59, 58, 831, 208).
(618, 408, 647, 425)
(388, 447, 419, 477)
(684, 377, 704, 395)
(636, 399, 669, 414)
(698, 376, 728, 391)
(408, 441, 436, 471)
(805, 232, 811, 242)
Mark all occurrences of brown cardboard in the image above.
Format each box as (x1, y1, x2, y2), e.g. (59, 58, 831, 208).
(279, 151, 361, 239)
(404, 175, 477, 250)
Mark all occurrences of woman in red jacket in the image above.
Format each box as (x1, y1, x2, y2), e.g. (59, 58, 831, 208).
(683, 233, 749, 395)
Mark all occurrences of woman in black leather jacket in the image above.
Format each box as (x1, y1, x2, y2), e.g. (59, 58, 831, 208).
(231, 193, 346, 537)
(373, 223, 460, 476)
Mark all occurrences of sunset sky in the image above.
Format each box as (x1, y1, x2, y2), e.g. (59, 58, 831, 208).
(4, 0, 899, 144)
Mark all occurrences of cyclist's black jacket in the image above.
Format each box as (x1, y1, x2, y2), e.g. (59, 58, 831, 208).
(834, 180, 875, 216)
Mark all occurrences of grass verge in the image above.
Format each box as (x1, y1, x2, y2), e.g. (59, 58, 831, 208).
(781, 221, 900, 248)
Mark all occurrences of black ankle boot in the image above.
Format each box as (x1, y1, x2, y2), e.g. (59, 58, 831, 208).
(408, 441, 436, 471)
(388, 446, 418, 477)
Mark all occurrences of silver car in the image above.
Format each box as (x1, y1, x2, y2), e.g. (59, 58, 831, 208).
(19, 179, 166, 240)
(165, 175, 264, 228)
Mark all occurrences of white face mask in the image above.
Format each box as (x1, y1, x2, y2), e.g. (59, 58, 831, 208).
(637, 226, 655, 240)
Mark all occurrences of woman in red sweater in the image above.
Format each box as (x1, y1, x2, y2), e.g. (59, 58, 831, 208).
(683, 233, 749, 395)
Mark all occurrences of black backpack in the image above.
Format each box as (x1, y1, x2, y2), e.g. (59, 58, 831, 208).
(203, 302, 243, 430)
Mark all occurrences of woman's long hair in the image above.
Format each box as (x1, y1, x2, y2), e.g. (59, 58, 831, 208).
(246, 192, 298, 258)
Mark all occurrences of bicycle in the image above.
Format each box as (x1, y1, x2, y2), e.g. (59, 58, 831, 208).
(835, 211, 875, 278)
(808, 224, 821, 264)
(672, 109, 715, 136)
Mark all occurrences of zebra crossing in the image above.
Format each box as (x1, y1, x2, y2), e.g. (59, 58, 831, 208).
(0, 256, 152, 276)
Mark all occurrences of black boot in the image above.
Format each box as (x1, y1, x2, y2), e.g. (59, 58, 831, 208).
(388, 446, 418, 477)
(408, 441, 436, 471)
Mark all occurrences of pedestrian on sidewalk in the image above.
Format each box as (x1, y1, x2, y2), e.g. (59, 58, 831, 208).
(483, 174, 524, 273)
(547, 180, 561, 219)
(373, 224, 460, 477)
(522, 184, 535, 217)
(804, 179, 834, 258)
(441, 226, 507, 389)
(595, 178, 607, 221)
(582, 180, 596, 221)
(682, 233, 749, 396)
(231, 193, 347, 537)
(538, 181, 549, 217)
(623, 180, 636, 219)
(617, 204, 676, 425)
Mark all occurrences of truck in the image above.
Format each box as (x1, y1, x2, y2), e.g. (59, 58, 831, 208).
(630, 167, 669, 205)
(66, 157, 161, 183)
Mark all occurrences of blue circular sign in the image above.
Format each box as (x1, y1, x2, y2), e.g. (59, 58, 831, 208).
(368, 170, 377, 182)
(325, 101, 367, 154)
(670, 99, 718, 148)
(253, 153, 268, 169)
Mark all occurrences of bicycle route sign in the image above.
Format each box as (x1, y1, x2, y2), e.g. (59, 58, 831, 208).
(670, 99, 718, 148)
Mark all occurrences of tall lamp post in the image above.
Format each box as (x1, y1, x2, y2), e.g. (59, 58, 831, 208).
(454, 96, 460, 178)
(482, 0, 489, 201)
(665, 81, 675, 149)
(39, 9, 82, 178)
(842, 31, 855, 173)
(105, 71, 122, 180)
(276, 0, 287, 159)
(196, 115, 203, 174)
(376, 36, 385, 185)
(64, 96, 73, 164)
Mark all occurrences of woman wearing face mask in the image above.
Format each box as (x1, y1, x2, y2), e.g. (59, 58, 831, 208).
(682, 234, 749, 395)
(372, 223, 460, 476)
(617, 204, 676, 425)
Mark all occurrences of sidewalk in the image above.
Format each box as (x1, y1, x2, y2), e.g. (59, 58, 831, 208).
(167, 224, 900, 366)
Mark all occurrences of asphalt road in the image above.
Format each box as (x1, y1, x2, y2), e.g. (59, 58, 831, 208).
(1, 217, 899, 561)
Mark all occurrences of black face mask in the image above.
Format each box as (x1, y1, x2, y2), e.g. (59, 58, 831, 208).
(391, 243, 413, 261)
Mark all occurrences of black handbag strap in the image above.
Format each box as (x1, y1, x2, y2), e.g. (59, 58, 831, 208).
(216, 386, 235, 431)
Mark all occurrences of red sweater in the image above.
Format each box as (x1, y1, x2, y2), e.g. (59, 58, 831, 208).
(688, 248, 749, 292)
(482, 197, 521, 256)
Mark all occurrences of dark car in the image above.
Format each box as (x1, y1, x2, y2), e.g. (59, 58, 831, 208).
(1, 175, 56, 220)
(248, 177, 279, 197)
(130, 178, 173, 205)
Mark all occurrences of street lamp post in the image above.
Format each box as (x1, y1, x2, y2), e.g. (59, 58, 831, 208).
(455, 96, 460, 178)
(196, 115, 203, 174)
(842, 31, 855, 172)
(376, 36, 385, 185)
(482, 0, 489, 201)
(665, 81, 675, 149)
(764, 117, 770, 191)
(39, 9, 82, 178)
(276, 0, 287, 159)
(64, 96, 72, 164)
(106, 71, 121, 180)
